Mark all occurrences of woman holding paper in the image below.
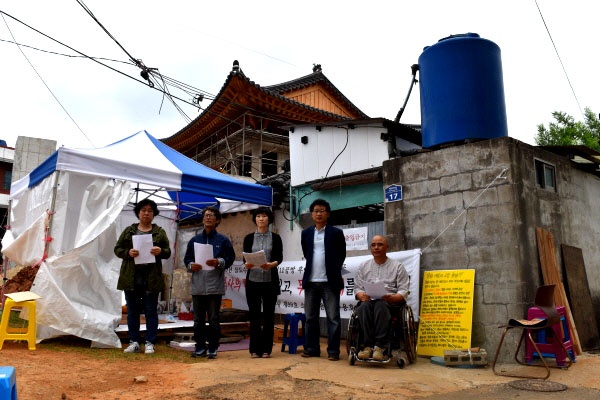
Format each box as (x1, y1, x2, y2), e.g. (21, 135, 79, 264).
(114, 199, 171, 355)
(243, 206, 283, 358)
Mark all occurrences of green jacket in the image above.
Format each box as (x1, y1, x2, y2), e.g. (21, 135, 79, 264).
(114, 223, 171, 292)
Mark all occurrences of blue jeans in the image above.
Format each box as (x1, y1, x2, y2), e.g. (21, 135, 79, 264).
(303, 282, 341, 356)
(124, 289, 159, 344)
(192, 294, 222, 352)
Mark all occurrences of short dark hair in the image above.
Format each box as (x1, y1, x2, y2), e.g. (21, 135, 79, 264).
(252, 206, 274, 224)
(202, 206, 222, 226)
(134, 199, 159, 218)
(309, 198, 330, 213)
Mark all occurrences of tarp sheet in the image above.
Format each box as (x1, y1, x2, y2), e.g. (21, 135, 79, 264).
(2, 131, 272, 348)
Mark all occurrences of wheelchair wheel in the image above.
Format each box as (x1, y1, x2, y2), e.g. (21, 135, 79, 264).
(402, 305, 417, 364)
(348, 349, 356, 365)
(346, 311, 357, 356)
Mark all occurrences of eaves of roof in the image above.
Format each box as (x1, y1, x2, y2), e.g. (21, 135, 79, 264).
(264, 70, 368, 120)
(163, 70, 356, 150)
(538, 145, 600, 177)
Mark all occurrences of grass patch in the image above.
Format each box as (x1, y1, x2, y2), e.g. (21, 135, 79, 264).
(40, 336, 199, 363)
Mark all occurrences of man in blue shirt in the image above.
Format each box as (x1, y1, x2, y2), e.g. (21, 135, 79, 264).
(300, 199, 346, 361)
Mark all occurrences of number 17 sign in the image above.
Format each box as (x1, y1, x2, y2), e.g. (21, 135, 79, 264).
(384, 184, 402, 203)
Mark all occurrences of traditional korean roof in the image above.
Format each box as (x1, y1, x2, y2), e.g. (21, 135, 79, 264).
(163, 62, 368, 152)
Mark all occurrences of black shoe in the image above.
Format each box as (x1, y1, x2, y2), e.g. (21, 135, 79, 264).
(207, 350, 218, 359)
(191, 348, 207, 358)
(301, 351, 318, 358)
(327, 354, 340, 361)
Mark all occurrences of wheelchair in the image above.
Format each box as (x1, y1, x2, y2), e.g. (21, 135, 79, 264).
(346, 301, 418, 368)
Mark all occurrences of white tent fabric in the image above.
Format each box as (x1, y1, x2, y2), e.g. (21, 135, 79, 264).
(2, 131, 272, 348)
(3, 175, 133, 347)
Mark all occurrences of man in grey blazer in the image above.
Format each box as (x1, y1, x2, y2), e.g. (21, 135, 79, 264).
(300, 199, 347, 361)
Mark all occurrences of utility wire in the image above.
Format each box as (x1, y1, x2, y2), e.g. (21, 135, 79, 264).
(1, 12, 93, 146)
(534, 0, 584, 119)
(0, 10, 208, 117)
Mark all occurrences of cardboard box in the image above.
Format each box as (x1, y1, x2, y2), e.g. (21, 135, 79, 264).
(274, 324, 284, 343)
(221, 298, 232, 309)
(273, 324, 303, 343)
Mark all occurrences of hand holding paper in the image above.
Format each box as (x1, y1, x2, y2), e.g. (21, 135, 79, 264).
(243, 250, 268, 268)
(132, 234, 155, 264)
(363, 281, 387, 300)
(194, 243, 215, 270)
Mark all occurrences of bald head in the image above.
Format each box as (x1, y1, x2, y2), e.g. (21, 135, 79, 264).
(370, 235, 389, 263)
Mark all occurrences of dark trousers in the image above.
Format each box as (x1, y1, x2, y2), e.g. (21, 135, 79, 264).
(124, 289, 159, 344)
(245, 280, 277, 356)
(355, 300, 392, 348)
(192, 294, 222, 352)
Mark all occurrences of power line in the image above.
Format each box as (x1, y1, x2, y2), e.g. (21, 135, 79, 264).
(0, 9, 212, 121)
(534, 0, 584, 119)
(1, 12, 94, 146)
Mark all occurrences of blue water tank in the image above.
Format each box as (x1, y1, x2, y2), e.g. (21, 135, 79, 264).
(418, 33, 508, 148)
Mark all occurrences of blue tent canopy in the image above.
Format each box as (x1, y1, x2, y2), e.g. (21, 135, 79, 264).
(10, 130, 273, 209)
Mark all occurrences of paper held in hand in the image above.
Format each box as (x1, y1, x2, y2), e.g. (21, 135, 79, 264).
(364, 281, 387, 300)
(194, 243, 215, 270)
(242, 250, 268, 267)
(132, 234, 155, 264)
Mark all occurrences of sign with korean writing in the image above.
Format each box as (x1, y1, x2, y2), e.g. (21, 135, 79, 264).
(343, 227, 368, 251)
(417, 269, 475, 357)
(384, 184, 402, 203)
(224, 249, 421, 320)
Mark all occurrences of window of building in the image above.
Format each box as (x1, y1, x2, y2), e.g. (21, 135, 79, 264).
(535, 159, 556, 191)
(3, 170, 11, 191)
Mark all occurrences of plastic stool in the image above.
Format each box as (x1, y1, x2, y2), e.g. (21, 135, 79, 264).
(0, 366, 17, 400)
(525, 305, 574, 366)
(281, 313, 305, 354)
(0, 299, 37, 350)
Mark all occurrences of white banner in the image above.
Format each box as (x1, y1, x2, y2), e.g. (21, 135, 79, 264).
(224, 249, 421, 320)
(342, 227, 369, 251)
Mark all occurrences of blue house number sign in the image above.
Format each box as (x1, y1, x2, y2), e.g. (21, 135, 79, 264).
(384, 184, 402, 203)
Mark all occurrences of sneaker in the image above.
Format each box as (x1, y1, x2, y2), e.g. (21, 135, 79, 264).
(145, 342, 155, 354)
(207, 350, 218, 359)
(372, 346, 386, 361)
(191, 348, 208, 358)
(327, 354, 340, 361)
(123, 341, 140, 353)
(357, 347, 373, 360)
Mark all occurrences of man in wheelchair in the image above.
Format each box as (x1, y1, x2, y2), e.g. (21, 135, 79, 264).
(354, 235, 410, 361)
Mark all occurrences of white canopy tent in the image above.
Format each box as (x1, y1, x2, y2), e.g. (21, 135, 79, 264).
(1, 131, 272, 347)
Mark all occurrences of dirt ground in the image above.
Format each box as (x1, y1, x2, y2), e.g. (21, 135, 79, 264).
(2, 336, 600, 400)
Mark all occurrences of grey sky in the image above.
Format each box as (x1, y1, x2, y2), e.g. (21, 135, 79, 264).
(1, 1, 597, 149)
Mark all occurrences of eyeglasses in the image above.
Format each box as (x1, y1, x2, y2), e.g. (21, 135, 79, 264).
(203, 213, 217, 218)
(312, 209, 328, 214)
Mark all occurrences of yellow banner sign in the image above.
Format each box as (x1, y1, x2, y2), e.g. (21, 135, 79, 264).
(417, 269, 475, 357)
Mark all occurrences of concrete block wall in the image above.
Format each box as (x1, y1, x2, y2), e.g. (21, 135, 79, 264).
(382, 137, 537, 359)
(13, 136, 56, 182)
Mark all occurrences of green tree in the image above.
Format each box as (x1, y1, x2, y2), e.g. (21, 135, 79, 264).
(535, 107, 600, 151)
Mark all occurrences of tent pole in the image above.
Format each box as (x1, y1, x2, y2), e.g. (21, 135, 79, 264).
(42, 171, 61, 262)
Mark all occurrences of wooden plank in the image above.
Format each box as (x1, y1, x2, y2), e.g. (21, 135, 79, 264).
(535, 227, 582, 355)
(560, 244, 600, 350)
